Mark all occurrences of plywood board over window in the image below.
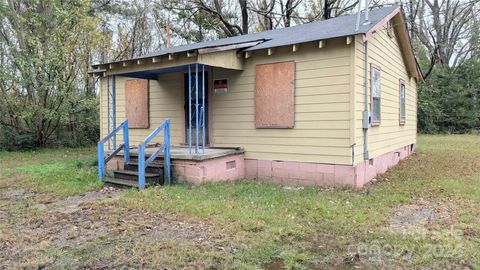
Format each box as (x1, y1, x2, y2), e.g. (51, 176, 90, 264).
(255, 61, 295, 128)
(125, 79, 149, 129)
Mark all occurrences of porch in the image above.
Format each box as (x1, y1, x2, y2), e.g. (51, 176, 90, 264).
(130, 145, 244, 161)
(105, 145, 245, 187)
(96, 56, 246, 188)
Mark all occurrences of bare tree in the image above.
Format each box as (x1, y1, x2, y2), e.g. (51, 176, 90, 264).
(251, 0, 276, 30)
(280, 0, 303, 26)
(303, 0, 359, 22)
(240, 0, 249, 33)
(195, 0, 246, 36)
(411, 0, 480, 76)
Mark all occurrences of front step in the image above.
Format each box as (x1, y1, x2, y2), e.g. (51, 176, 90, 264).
(103, 160, 166, 188)
(124, 162, 164, 174)
(114, 169, 162, 183)
(104, 177, 145, 188)
(103, 169, 163, 188)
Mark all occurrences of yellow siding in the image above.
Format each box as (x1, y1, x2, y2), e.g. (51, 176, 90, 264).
(100, 72, 185, 146)
(99, 28, 416, 166)
(353, 25, 417, 164)
(211, 38, 353, 164)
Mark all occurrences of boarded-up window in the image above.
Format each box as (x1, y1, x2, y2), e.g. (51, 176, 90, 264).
(125, 79, 149, 128)
(255, 61, 295, 128)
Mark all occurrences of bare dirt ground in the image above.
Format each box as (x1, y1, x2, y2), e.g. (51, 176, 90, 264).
(0, 187, 231, 269)
(386, 199, 455, 234)
(1, 136, 479, 269)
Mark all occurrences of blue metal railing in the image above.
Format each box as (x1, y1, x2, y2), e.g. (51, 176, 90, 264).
(199, 106, 205, 128)
(138, 119, 171, 189)
(98, 120, 130, 181)
(187, 64, 206, 154)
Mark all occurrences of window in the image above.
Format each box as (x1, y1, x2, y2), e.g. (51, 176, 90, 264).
(255, 61, 295, 128)
(399, 80, 406, 125)
(125, 79, 149, 129)
(370, 64, 381, 125)
(226, 160, 236, 170)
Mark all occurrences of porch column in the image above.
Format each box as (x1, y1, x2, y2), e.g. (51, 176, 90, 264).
(107, 75, 117, 150)
(112, 75, 117, 150)
(195, 64, 199, 154)
(188, 65, 192, 154)
(202, 64, 205, 153)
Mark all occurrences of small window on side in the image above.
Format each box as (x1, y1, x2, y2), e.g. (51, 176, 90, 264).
(399, 80, 406, 125)
(370, 64, 381, 126)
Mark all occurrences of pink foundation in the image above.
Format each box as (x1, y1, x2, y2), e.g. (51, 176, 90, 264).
(242, 144, 414, 187)
(109, 144, 414, 187)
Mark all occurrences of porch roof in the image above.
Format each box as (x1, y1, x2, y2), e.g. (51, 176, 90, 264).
(117, 65, 189, 80)
(92, 48, 245, 78)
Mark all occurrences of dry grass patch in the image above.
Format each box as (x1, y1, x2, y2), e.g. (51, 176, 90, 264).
(0, 136, 480, 269)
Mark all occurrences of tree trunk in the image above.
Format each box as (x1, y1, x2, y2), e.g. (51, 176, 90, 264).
(239, 0, 248, 34)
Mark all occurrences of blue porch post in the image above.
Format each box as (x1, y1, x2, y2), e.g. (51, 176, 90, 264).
(164, 119, 171, 184)
(97, 142, 105, 181)
(188, 64, 192, 154)
(107, 76, 110, 150)
(202, 64, 205, 153)
(138, 144, 145, 189)
(195, 64, 199, 154)
(123, 120, 129, 163)
(112, 75, 117, 150)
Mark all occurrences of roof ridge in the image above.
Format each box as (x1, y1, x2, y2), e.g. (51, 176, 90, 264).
(94, 5, 399, 65)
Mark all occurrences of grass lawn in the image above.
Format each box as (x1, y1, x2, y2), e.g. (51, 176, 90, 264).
(0, 135, 479, 269)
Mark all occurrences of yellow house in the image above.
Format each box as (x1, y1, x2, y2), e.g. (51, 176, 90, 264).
(92, 5, 421, 188)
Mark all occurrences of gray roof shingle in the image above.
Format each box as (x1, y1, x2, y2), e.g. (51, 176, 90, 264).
(100, 5, 398, 65)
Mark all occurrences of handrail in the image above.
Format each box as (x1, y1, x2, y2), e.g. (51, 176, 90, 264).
(138, 119, 171, 189)
(97, 120, 130, 181)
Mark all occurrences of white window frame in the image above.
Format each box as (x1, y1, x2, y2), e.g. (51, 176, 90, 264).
(370, 64, 381, 126)
(399, 79, 406, 125)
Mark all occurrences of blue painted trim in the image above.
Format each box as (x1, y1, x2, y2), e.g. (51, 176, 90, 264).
(98, 142, 104, 181)
(123, 120, 130, 163)
(195, 64, 199, 154)
(138, 144, 145, 189)
(107, 76, 110, 150)
(114, 65, 190, 80)
(121, 73, 158, 80)
(99, 120, 128, 144)
(202, 64, 205, 153)
(188, 65, 192, 154)
(97, 120, 129, 182)
(146, 146, 165, 165)
(199, 106, 204, 137)
(137, 119, 171, 188)
(144, 121, 168, 144)
(164, 120, 171, 184)
(112, 75, 117, 150)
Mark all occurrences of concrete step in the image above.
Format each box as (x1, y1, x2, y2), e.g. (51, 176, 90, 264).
(128, 156, 164, 164)
(113, 169, 162, 185)
(104, 177, 149, 188)
(124, 162, 164, 174)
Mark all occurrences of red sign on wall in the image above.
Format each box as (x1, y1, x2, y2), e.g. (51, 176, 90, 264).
(214, 79, 228, 94)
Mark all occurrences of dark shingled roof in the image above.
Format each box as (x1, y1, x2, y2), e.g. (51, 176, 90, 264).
(101, 5, 398, 65)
